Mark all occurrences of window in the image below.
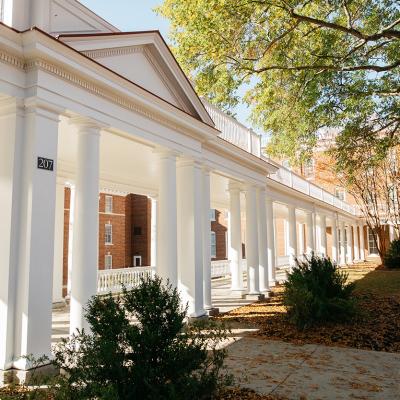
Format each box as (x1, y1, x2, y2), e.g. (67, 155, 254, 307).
(210, 209, 216, 221)
(368, 227, 379, 255)
(105, 224, 112, 244)
(303, 159, 315, 178)
(133, 255, 142, 267)
(335, 187, 346, 201)
(133, 226, 142, 236)
(105, 195, 113, 213)
(211, 231, 217, 258)
(105, 254, 112, 270)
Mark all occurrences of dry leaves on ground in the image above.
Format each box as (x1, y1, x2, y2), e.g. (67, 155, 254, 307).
(217, 387, 290, 400)
(219, 278, 400, 353)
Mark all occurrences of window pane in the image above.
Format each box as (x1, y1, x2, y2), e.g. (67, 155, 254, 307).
(105, 224, 112, 244)
(211, 232, 216, 258)
(105, 255, 112, 269)
(105, 195, 113, 213)
(210, 209, 216, 221)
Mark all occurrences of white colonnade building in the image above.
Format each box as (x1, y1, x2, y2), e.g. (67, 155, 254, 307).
(0, 0, 365, 373)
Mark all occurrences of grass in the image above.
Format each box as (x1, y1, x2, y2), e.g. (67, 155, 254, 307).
(220, 263, 400, 352)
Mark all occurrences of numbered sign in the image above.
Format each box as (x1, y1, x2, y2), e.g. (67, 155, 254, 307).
(37, 157, 54, 171)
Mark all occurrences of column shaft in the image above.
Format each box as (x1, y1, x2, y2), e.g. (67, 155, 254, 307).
(346, 225, 353, 263)
(202, 168, 212, 309)
(177, 160, 204, 317)
(339, 222, 346, 265)
(359, 224, 366, 260)
(332, 218, 339, 263)
(306, 212, 315, 255)
(0, 100, 24, 370)
(150, 196, 158, 267)
(266, 197, 276, 285)
(13, 104, 60, 369)
(70, 119, 101, 336)
(288, 205, 297, 268)
(319, 214, 327, 256)
(52, 182, 65, 303)
(257, 188, 269, 292)
(228, 185, 243, 291)
(353, 224, 360, 261)
(156, 151, 178, 286)
(245, 185, 260, 294)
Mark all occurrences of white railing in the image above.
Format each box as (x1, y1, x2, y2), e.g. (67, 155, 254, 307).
(270, 167, 358, 215)
(211, 260, 231, 278)
(97, 266, 155, 294)
(203, 101, 262, 157)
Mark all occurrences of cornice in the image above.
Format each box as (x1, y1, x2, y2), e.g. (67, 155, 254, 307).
(0, 49, 213, 142)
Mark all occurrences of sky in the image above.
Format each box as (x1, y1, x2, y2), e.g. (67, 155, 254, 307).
(79, 0, 252, 126)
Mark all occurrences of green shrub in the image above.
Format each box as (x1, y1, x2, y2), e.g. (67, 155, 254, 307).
(384, 239, 400, 268)
(50, 277, 230, 400)
(283, 255, 356, 329)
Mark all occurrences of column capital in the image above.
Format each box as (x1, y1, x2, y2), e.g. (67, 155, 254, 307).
(69, 116, 107, 134)
(24, 98, 64, 122)
(176, 157, 203, 169)
(153, 146, 180, 160)
(228, 181, 243, 193)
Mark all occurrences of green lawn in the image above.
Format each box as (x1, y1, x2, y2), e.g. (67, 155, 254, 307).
(354, 269, 400, 296)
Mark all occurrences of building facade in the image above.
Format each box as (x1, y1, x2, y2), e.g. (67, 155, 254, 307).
(0, 0, 366, 373)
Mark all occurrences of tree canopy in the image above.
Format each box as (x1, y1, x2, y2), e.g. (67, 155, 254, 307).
(158, 0, 400, 163)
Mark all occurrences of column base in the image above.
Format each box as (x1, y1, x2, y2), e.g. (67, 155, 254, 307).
(230, 288, 246, 298)
(0, 363, 58, 386)
(205, 307, 220, 317)
(245, 293, 265, 301)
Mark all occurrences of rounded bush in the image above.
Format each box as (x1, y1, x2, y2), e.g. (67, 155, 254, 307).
(384, 239, 400, 269)
(283, 255, 356, 329)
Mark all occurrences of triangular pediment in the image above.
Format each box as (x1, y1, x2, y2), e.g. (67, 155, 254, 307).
(50, 0, 118, 35)
(58, 32, 214, 125)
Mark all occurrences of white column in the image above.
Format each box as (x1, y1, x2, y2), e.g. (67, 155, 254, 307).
(346, 225, 353, 263)
(0, 100, 24, 370)
(389, 225, 395, 242)
(150, 196, 158, 267)
(306, 211, 315, 255)
(52, 182, 65, 303)
(332, 218, 339, 263)
(13, 102, 60, 370)
(69, 118, 101, 336)
(228, 184, 244, 292)
(177, 159, 205, 317)
(257, 187, 269, 292)
(298, 223, 305, 256)
(359, 224, 365, 260)
(156, 150, 178, 287)
(67, 185, 75, 296)
(339, 221, 346, 265)
(353, 224, 360, 261)
(287, 205, 297, 268)
(245, 184, 260, 294)
(202, 168, 212, 310)
(266, 196, 276, 286)
(319, 214, 327, 257)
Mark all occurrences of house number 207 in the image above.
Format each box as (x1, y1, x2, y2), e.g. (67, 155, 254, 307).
(37, 157, 54, 171)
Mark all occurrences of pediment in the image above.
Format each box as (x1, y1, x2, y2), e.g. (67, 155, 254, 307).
(58, 32, 214, 125)
(50, 0, 118, 35)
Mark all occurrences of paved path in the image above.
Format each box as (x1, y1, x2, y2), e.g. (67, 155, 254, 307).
(224, 334, 400, 399)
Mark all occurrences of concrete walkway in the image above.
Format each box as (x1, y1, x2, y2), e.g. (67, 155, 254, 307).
(224, 334, 400, 399)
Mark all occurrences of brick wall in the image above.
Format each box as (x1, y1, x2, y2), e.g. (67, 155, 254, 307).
(131, 194, 151, 266)
(212, 209, 228, 260)
(62, 190, 151, 297)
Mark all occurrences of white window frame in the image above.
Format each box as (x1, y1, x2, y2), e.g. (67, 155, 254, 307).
(368, 227, 379, 255)
(105, 223, 113, 245)
(335, 187, 346, 201)
(105, 254, 112, 270)
(211, 231, 217, 258)
(105, 195, 113, 214)
(133, 255, 142, 267)
(210, 209, 216, 221)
